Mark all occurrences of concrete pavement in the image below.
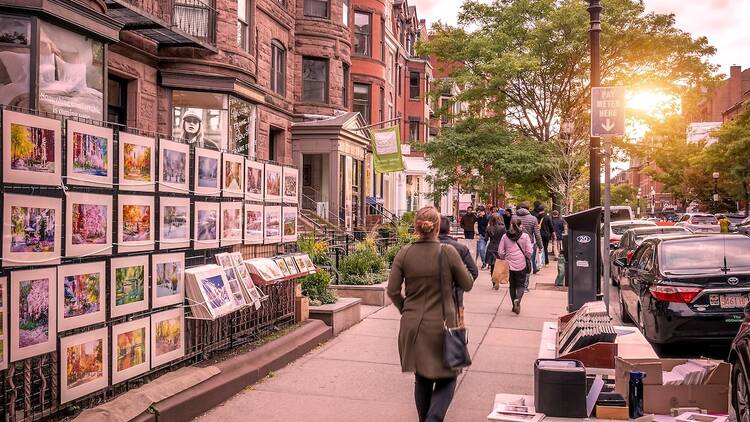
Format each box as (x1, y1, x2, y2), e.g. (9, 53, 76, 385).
(197, 262, 569, 422)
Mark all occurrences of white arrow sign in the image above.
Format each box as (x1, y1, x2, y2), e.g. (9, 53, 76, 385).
(601, 119, 615, 132)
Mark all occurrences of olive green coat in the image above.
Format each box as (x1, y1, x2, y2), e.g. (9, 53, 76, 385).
(387, 240, 475, 379)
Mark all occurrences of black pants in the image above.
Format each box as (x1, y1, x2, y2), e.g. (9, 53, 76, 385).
(509, 270, 526, 303)
(414, 374, 457, 422)
(463, 230, 475, 240)
(541, 236, 551, 265)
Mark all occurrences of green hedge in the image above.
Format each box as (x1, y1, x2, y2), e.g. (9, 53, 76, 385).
(300, 269, 337, 305)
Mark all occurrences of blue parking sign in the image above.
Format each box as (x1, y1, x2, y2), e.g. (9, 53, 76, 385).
(591, 87, 625, 137)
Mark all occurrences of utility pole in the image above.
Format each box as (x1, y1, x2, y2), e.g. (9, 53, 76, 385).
(588, 0, 602, 208)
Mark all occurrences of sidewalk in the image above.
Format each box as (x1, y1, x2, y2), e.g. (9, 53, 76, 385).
(197, 263, 569, 422)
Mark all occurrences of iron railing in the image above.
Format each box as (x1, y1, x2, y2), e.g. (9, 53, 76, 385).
(173, 0, 216, 45)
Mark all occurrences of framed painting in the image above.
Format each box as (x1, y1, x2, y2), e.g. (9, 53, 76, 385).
(65, 192, 112, 257)
(110, 255, 149, 318)
(264, 206, 282, 244)
(222, 153, 244, 198)
(283, 256, 299, 275)
(159, 139, 190, 193)
(152, 252, 185, 308)
(244, 203, 264, 245)
(185, 265, 235, 319)
(57, 261, 106, 332)
(193, 202, 220, 250)
(60, 327, 109, 404)
(65, 120, 113, 187)
(118, 132, 155, 192)
(2, 109, 62, 186)
(220, 201, 243, 247)
(111, 316, 150, 384)
(0, 277, 6, 371)
(282, 167, 299, 204)
(282, 207, 298, 243)
(2, 193, 62, 267)
(159, 196, 191, 250)
(244, 159, 264, 201)
(117, 194, 155, 253)
(150, 307, 185, 368)
(273, 257, 291, 277)
(10, 267, 57, 362)
(194, 147, 221, 196)
(264, 163, 282, 203)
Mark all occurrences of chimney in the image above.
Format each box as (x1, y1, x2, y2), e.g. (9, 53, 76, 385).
(729, 65, 742, 105)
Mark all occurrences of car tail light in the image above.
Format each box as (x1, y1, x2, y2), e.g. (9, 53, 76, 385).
(650, 286, 703, 303)
(626, 251, 634, 262)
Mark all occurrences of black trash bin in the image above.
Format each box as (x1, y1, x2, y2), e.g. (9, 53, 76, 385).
(564, 207, 602, 312)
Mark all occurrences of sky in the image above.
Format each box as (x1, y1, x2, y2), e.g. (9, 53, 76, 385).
(411, 0, 750, 75)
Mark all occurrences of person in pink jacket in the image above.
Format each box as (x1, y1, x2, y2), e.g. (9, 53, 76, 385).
(497, 217, 534, 314)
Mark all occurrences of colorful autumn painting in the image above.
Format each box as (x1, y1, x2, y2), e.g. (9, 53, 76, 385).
(10, 123, 55, 173)
(266, 170, 281, 196)
(10, 205, 56, 252)
(246, 167, 262, 195)
(115, 265, 145, 306)
(72, 131, 107, 176)
(154, 316, 181, 356)
(63, 272, 101, 318)
(18, 278, 50, 348)
(123, 143, 151, 182)
(222, 208, 241, 239)
(116, 327, 146, 371)
(283, 212, 296, 236)
(66, 338, 103, 389)
(122, 205, 151, 242)
(156, 261, 182, 298)
(71, 203, 107, 245)
(224, 161, 242, 191)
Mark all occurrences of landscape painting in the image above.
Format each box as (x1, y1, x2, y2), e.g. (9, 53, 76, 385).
(110, 256, 149, 317)
(221, 203, 242, 246)
(66, 192, 112, 257)
(245, 160, 264, 201)
(159, 197, 190, 249)
(283, 207, 298, 243)
(152, 253, 184, 308)
(3, 110, 62, 186)
(10, 267, 57, 361)
(283, 167, 299, 204)
(264, 164, 282, 202)
(194, 202, 219, 250)
(3, 194, 62, 267)
(112, 317, 150, 384)
(60, 328, 108, 403)
(222, 153, 244, 197)
(58, 261, 105, 331)
(118, 195, 154, 253)
(67, 120, 113, 187)
(150, 308, 185, 367)
(118, 133, 155, 192)
(264, 206, 282, 244)
(244, 204, 264, 245)
(159, 140, 189, 193)
(194, 148, 221, 196)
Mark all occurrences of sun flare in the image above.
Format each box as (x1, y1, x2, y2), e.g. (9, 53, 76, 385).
(626, 90, 680, 118)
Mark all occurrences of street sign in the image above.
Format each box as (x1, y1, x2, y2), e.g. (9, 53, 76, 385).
(591, 87, 625, 137)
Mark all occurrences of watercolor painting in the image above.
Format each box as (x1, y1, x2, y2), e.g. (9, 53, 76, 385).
(283, 208, 297, 242)
(71, 203, 107, 245)
(3, 110, 61, 186)
(10, 205, 56, 253)
(197, 209, 217, 240)
(221, 204, 242, 245)
(264, 206, 281, 243)
(60, 328, 108, 403)
(156, 261, 182, 299)
(0, 277, 6, 371)
(71, 131, 107, 176)
(198, 156, 218, 188)
(265, 165, 281, 199)
(118, 133, 154, 192)
(162, 149, 186, 184)
(154, 315, 181, 356)
(123, 143, 151, 182)
(283, 167, 299, 203)
(112, 317, 149, 384)
(18, 277, 50, 348)
(122, 205, 151, 242)
(224, 161, 242, 191)
(163, 205, 188, 240)
(244, 205, 264, 244)
(200, 274, 231, 310)
(63, 272, 100, 319)
(115, 265, 145, 306)
(245, 160, 263, 200)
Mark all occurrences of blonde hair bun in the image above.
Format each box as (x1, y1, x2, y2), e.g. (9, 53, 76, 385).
(414, 206, 441, 238)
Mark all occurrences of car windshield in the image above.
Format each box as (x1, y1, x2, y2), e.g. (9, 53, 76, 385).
(661, 237, 750, 274)
(610, 209, 632, 222)
(612, 224, 653, 235)
(690, 215, 718, 225)
(727, 216, 745, 224)
(634, 229, 686, 243)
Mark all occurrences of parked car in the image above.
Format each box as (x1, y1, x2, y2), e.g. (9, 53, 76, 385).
(725, 213, 749, 232)
(609, 226, 689, 285)
(607, 206, 635, 222)
(605, 220, 657, 249)
(617, 234, 750, 344)
(738, 217, 750, 236)
(675, 213, 720, 233)
(729, 308, 750, 422)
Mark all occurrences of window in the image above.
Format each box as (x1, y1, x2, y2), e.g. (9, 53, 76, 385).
(353, 12, 371, 56)
(386, 52, 393, 84)
(343, 63, 350, 107)
(409, 118, 419, 141)
(269, 127, 284, 161)
(237, 0, 250, 51)
(302, 57, 329, 103)
(397, 65, 402, 96)
(304, 0, 329, 18)
(380, 17, 386, 60)
(271, 40, 286, 95)
(353, 83, 371, 124)
(107, 75, 128, 126)
(409, 71, 420, 99)
(343, 0, 349, 26)
(379, 86, 385, 123)
(276, 0, 287, 7)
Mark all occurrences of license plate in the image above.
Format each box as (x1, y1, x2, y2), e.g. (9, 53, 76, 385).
(720, 294, 750, 309)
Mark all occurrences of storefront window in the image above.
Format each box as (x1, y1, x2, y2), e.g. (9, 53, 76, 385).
(0, 15, 31, 108)
(38, 21, 104, 120)
(229, 96, 257, 157)
(172, 90, 228, 150)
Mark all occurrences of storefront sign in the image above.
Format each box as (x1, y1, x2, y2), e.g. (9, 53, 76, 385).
(370, 125, 404, 173)
(229, 97, 257, 156)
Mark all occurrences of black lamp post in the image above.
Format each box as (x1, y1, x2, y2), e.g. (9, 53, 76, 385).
(713, 172, 720, 210)
(588, 0, 602, 208)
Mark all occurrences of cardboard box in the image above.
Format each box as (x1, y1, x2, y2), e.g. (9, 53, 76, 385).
(614, 357, 730, 415)
(294, 282, 303, 298)
(295, 296, 309, 322)
(596, 405, 629, 420)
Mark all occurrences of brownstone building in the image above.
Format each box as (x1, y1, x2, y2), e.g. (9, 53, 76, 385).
(698, 65, 750, 122)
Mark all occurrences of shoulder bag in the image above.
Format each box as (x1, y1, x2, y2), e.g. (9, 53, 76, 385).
(515, 239, 532, 274)
(438, 245, 472, 370)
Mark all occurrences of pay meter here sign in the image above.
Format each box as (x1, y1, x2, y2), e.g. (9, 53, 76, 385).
(591, 87, 625, 137)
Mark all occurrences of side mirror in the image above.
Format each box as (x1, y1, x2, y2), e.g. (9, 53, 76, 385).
(614, 257, 629, 268)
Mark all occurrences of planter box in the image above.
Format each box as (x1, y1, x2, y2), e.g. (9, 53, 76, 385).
(330, 281, 391, 307)
(295, 296, 309, 322)
(309, 297, 362, 336)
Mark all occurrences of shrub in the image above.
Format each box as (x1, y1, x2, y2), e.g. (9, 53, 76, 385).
(339, 244, 385, 278)
(344, 270, 389, 286)
(300, 269, 337, 305)
(297, 234, 332, 266)
(386, 244, 403, 267)
(401, 211, 415, 225)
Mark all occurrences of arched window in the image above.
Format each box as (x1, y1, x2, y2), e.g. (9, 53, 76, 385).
(271, 40, 286, 95)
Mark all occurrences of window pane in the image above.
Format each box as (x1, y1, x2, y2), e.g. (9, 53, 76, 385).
(238, 0, 246, 21)
(353, 83, 370, 124)
(0, 15, 31, 108)
(343, 0, 349, 26)
(343, 64, 350, 107)
(271, 42, 286, 95)
(304, 0, 329, 18)
(354, 12, 370, 56)
(409, 71, 420, 99)
(303, 58, 328, 103)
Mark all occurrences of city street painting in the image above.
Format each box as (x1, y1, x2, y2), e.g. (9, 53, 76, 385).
(150, 308, 184, 367)
(265, 164, 282, 201)
(221, 203, 242, 246)
(71, 204, 107, 245)
(60, 328, 108, 403)
(118, 133, 154, 192)
(57, 262, 106, 331)
(111, 317, 149, 384)
(3, 193, 62, 267)
(65, 193, 112, 257)
(197, 210, 217, 240)
(2, 110, 61, 186)
(162, 206, 188, 240)
(264, 206, 281, 243)
(110, 255, 149, 317)
(198, 156, 218, 187)
(10, 267, 57, 361)
(283, 207, 298, 242)
(194, 202, 220, 250)
(66, 121, 113, 187)
(0, 277, 6, 371)
(244, 204, 264, 245)
(245, 160, 264, 201)
(283, 167, 299, 203)
(200, 274, 232, 311)
(153, 253, 184, 308)
(122, 205, 151, 242)
(160, 140, 189, 193)
(222, 153, 243, 197)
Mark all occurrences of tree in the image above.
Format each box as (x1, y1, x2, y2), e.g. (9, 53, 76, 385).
(11, 124, 34, 160)
(610, 184, 637, 207)
(704, 105, 750, 215)
(421, 0, 718, 208)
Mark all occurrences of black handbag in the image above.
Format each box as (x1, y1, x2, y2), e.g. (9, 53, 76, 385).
(515, 240, 532, 274)
(438, 245, 472, 370)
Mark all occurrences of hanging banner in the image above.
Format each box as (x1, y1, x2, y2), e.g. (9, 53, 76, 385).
(371, 126, 404, 173)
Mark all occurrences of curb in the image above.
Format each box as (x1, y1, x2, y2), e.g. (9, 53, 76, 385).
(149, 319, 333, 421)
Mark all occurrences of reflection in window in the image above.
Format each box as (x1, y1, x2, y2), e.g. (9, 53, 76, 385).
(304, 0, 329, 18)
(271, 40, 286, 95)
(172, 90, 229, 151)
(0, 15, 31, 108)
(353, 83, 370, 124)
(302, 57, 328, 103)
(354, 12, 371, 56)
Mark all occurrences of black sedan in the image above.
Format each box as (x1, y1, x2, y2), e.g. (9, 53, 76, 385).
(617, 234, 750, 345)
(610, 226, 688, 286)
(730, 308, 750, 422)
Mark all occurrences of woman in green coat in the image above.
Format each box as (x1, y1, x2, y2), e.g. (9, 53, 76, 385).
(388, 206, 475, 422)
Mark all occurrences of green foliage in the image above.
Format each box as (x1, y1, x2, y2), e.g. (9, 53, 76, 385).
(297, 234, 332, 266)
(400, 211, 415, 225)
(343, 271, 389, 286)
(339, 242, 386, 283)
(385, 244, 403, 267)
(300, 269, 337, 305)
(610, 184, 638, 207)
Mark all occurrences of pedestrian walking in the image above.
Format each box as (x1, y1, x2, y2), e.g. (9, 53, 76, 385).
(551, 210, 565, 259)
(439, 216, 479, 326)
(484, 214, 507, 288)
(459, 206, 477, 240)
(497, 217, 534, 314)
(476, 207, 490, 269)
(515, 202, 543, 290)
(388, 207, 475, 422)
(503, 207, 513, 229)
(718, 214, 731, 233)
(539, 209, 553, 266)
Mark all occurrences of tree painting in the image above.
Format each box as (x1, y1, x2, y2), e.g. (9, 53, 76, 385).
(72, 204, 107, 245)
(72, 132, 107, 176)
(10, 206, 56, 252)
(18, 278, 50, 348)
(267, 171, 280, 195)
(224, 161, 242, 190)
(162, 149, 186, 183)
(222, 209, 241, 239)
(246, 168, 262, 194)
(10, 123, 55, 173)
(198, 157, 218, 188)
(163, 206, 188, 240)
(197, 210, 217, 240)
(63, 272, 101, 318)
(116, 327, 145, 371)
(200, 275, 230, 310)
(66, 338, 103, 389)
(156, 262, 182, 298)
(123, 143, 151, 181)
(122, 205, 151, 241)
(283, 213, 296, 236)
(115, 265, 145, 306)
(154, 316, 181, 356)
(284, 174, 297, 197)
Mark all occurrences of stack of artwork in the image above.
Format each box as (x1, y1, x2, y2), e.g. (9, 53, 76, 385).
(242, 254, 315, 285)
(184, 264, 237, 320)
(216, 252, 263, 309)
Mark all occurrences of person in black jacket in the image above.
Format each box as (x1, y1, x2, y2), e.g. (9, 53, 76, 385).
(476, 207, 490, 269)
(539, 210, 554, 266)
(551, 210, 565, 259)
(484, 214, 507, 286)
(439, 217, 479, 326)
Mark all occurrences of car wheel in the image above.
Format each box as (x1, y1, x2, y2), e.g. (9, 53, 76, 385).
(619, 293, 632, 324)
(733, 363, 750, 422)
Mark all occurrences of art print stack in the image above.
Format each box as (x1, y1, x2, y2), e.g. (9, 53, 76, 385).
(184, 264, 238, 320)
(217, 252, 264, 309)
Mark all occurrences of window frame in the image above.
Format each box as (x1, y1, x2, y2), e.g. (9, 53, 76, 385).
(343, 63, 350, 107)
(353, 11, 372, 57)
(409, 71, 420, 99)
(237, 0, 252, 51)
(270, 39, 286, 96)
(408, 118, 420, 142)
(302, 57, 329, 104)
(353, 82, 371, 124)
(304, 0, 330, 19)
(343, 0, 349, 26)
